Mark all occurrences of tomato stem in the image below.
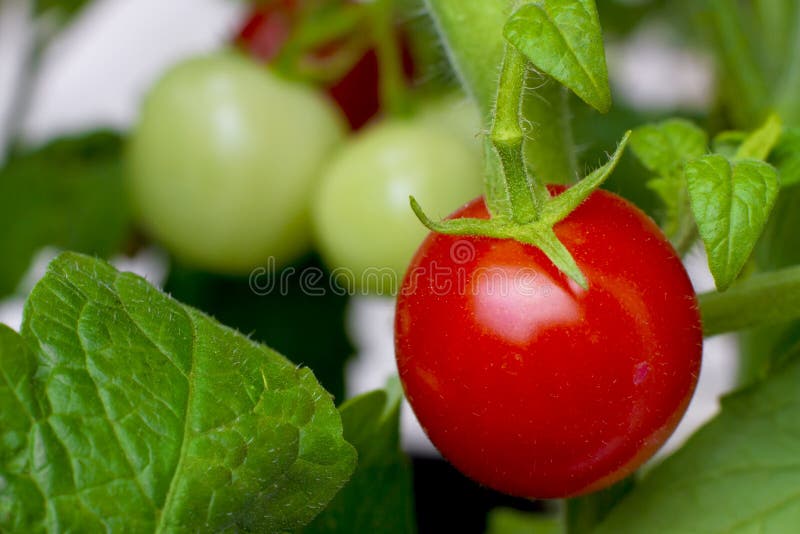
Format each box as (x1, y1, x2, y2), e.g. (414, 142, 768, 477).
(424, 0, 578, 182)
(415, 0, 631, 289)
(699, 264, 800, 337)
(490, 44, 549, 223)
(370, 0, 410, 118)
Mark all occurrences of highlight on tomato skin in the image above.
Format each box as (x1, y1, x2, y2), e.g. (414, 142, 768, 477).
(394, 186, 703, 499)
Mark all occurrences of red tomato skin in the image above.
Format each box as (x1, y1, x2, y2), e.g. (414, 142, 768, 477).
(325, 45, 415, 130)
(395, 187, 703, 499)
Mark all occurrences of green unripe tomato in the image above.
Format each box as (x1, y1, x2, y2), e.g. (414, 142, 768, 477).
(128, 52, 345, 273)
(415, 93, 484, 153)
(312, 113, 483, 295)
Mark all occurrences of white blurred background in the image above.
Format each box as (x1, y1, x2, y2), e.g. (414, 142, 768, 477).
(0, 0, 737, 460)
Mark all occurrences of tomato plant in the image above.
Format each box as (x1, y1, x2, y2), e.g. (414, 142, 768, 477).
(312, 97, 482, 294)
(6, 0, 800, 533)
(395, 187, 702, 498)
(127, 52, 344, 273)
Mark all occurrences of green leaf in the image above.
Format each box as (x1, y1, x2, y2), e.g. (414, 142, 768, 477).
(712, 130, 747, 158)
(504, 0, 611, 113)
(736, 113, 783, 160)
(629, 119, 708, 175)
(595, 355, 800, 533)
(0, 131, 131, 297)
(686, 155, 779, 291)
(0, 252, 356, 532)
(0, 325, 45, 532)
(164, 258, 354, 403)
(304, 379, 415, 534)
(629, 119, 707, 246)
(713, 115, 784, 163)
(485, 508, 560, 534)
(772, 127, 800, 187)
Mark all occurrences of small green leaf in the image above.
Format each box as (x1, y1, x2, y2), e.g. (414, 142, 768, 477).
(736, 113, 783, 160)
(595, 355, 800, 533)
(686, 155, 779, 291)
(629, 119, 708, 174)
(486, 508, 560, 534)
(504, 0, 611, 113)
(0, 131, 131, 297)
(629, 119, 707, 245)
(712, 130, 747, 158)
(713, 116, 784, 163)
(164, 259, 354, 403)
(304, 379, 415, 534)
(772, 127, 800, 187)
(1, 253, 356, 532)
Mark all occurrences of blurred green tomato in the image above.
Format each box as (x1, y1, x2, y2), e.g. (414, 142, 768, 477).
(312, 99, 483, 295)
(416, 93, 485, 152)
(128, 52, 344, 273)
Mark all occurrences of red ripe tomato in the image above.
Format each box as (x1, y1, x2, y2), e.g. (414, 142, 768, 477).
(394, 186, 703, 498)
(325, 48, 384, 131)
(235, 0, 414, 129)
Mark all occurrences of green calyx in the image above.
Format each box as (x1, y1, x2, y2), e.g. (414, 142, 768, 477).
(410, 200, 585, 288)
(411, 131, 629, 290)
(411, 41, 629, 290)
(414, 2, 629, 290)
